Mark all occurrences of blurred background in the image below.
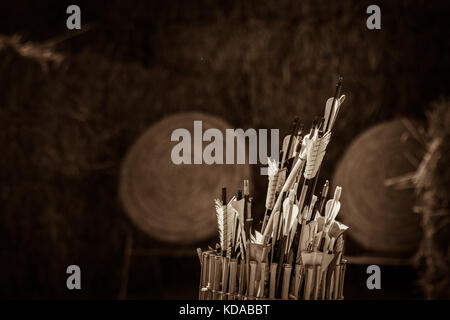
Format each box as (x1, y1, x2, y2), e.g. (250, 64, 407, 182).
(0, 0, 449, 299)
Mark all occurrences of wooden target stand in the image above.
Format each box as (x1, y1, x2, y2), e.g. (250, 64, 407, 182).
(118, 226, 217, 299)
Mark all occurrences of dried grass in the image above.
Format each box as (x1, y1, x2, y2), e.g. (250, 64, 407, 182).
(412, 98, 450, 299)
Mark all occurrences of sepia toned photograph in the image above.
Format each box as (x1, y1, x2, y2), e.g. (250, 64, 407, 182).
(0, 0, 449, 304)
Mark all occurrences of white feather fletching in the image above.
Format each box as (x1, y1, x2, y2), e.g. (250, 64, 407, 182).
(304, 129, 320, 179)
(324, 198, 341, 232)
(275, 168, 286, 195)
(304, 130, 331, 179)
(266, 158, 279, 209)
(282, 203, 298, 235)
(215, 199, 234, 251)
(251, 230, 265, 244)
(268, 158, 278, 176)
(328, 94, 346, 131)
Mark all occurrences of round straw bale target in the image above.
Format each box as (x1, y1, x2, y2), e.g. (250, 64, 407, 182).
(332, 119, 423, 254)
(120, 112, 251, 244)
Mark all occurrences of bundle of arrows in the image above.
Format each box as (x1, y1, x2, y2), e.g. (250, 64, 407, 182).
(197, 78, 349, 300)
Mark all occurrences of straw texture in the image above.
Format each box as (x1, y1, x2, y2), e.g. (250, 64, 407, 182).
(332, 119, 423, 254)
(120, 112, 251, 244)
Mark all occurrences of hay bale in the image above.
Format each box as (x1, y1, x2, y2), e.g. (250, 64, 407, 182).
(413, 98, 450, 299)
(120, 112, 251, 244)
(332, 119, 423, 254)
